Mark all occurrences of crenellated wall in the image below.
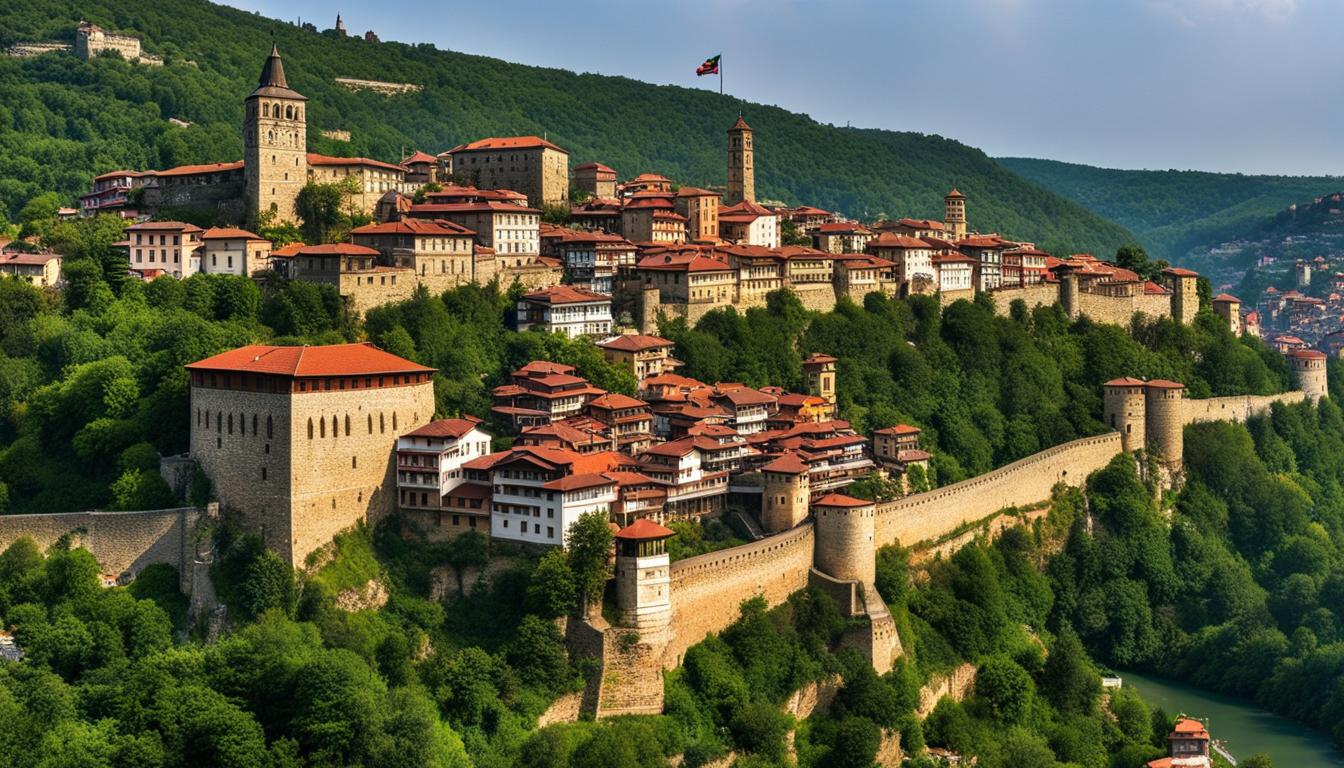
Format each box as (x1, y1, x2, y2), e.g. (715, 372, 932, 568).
(662, 522, 816, 666)
(874, 433, 1124, 549)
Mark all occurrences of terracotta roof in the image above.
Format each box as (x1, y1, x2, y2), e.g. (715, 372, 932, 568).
(124, 220, 205, 233)
(597, 334, 674, 352)
(803, 352, 837, 364)
(1289, 348, 1326, 360)
(351, 219, 475, 236)
(868, 232, 930, 249)
(521, 285, 610, 305)
(187, 343, 434, 377)
(403, 417, 483, 439)
(630, 173, 671, 182)
(635, 252, 733, 273)
(307, 153, 406, 173)
(0, 252, 61, 266)
(542, 472, 617, 492)
(874, 424, 921, 435)
(762, 452, 809, 474)
(408, 201, 541, 216)
(1104, 377, 1148, 387)
(895, 218, 945, 230)
(945, 187, 965, 198)
(449, 136, 568, 154)
(1171, 718, 1209, 738)
(814, 493, 872, 508)
(589, 393, 648, 410)
(1212, 293, 1242, 303)
(93, 169, 149, 181)
(815, 221, 870, 234)
(730, 116, 752, 131)
(296, 243, 381, 257)
(1146, 379, 1185, 390)
(401, 150, 438, 165)
(574, 162, 616, 173)
(155, 161, 243, 177)
(202, 227, 267, 241)
(615, 518, 675, 540)
(1162, 267, 1200, 278)
(676, 186, 720, 198)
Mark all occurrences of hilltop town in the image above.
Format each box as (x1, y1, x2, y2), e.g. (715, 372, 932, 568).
(0, 31, 1334, 768)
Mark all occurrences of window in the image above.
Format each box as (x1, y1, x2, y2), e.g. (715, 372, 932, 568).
(267, 415, 273, 439)
(261, 467, 267, 481)
(345, 415, 351, 435)
(319, 418, 325, 438)
(352, 456, 358, 469)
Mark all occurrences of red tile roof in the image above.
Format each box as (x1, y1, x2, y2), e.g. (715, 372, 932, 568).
(1289, 348, 1326, 360)
(597, 334, 674, 352)
(1146, 379, 1185, 390)
(589, 393, 648, 410)
(124, 221, 204, 233)
(401, 150, 438, 165)
(868, 232, 930, 249)
(945, 187, 965, 198)
(307, 152, 406, 173)
(408, 201, 541, 216)
(187, 343, 433, 377)
(521, 285, 611, 305)
(874, 424, 921, 435)
(155, 161, 243, 177)
(351, 219, 475, 236)
(403, 417, 484, 439)
(615, 518, 675, 540)
(1212, 293, 1241, 303)
(201, 227, 267, 241)
(296, 243, 381, 257)
(449, 136, 568, 154)
(1104, 377, 1148, 387)
(761, 452, 809, 474)
(814, 493, 872, 508)
(1162, 267, 1200, 278)
(574, 162, 616, 173)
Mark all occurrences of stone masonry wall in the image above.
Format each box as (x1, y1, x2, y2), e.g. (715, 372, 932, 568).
(1073, 292, 1172, 326)
(875, 433, 1124, 549)
(989, 284, 1060, 316)
(1183, 391, 1307, 424)
(663, 522, 815, 666)
(0, 505, 213, 592)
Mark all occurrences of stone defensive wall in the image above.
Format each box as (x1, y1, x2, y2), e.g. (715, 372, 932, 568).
(988, 284, 1060, 316)
(874, 433, 1123, 548)
(0, 505, 215, 592)
(1183, 390, 1308, 424)
(662, 521, 816, 666)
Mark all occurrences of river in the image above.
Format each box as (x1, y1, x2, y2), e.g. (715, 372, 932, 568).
(1122, 670, 1344, 767)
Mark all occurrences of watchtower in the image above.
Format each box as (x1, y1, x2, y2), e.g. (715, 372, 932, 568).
(244, 43, 308, 226)
(614, 519, 674, 645)
(812, 493, 876, 587)
(944, 187, 967, 240)
(1288, 349, 1328, 402)
(1103, 378, 1148, 454)
(1144, 379, 1185, 474)
(802, 352, 837, 406)
(726, 116, 755, 205)
(1161, 267, 1200, 325)
(760, 452, 810, 534)
(1211, 294, 1243, 336)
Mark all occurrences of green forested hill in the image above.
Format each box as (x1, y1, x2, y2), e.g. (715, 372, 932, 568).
(0, 0, 1137, 255)
(997, 156, 1342, 262)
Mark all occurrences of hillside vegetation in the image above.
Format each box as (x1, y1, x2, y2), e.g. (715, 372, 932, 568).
(0, 0, 1137, 255)
(997, 157, 1341, 262)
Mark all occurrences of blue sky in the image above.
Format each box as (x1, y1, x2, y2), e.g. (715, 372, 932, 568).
(224, 0, 1341, 176)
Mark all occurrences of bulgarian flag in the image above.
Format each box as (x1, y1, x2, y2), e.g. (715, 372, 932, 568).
(696, 54, 721, 76)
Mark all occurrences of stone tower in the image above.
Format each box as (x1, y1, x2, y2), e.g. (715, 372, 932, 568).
(335, 14, 348, 36)
(812, 493, 876, 587)
(760, 452, 810, 534)
(802, 352, 837, 406)
(726, 115, 755, 205)
(614, 519, 674, 645)
(1103, 378, 1148, 454)
(1162, 267, 1200, 325)
(1211, 294, 1243, 336)
(1144, 379, 1185, 475)
(944, 187, 967, 240)
(1288, 349, 1328, 402)
(245, 43, 308, 226)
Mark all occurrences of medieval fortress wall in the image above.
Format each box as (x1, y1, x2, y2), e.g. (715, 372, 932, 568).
(0, 505, 215, 592)
(1184, 391, 1308, 424)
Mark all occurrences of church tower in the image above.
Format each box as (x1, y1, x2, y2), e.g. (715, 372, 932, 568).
(244, 43, 308, 226)
(944, 187, 967, 240)
(726, 115, 755, 205)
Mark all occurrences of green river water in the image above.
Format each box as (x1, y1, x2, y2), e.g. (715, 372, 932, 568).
(1122, 671, 1343, 767)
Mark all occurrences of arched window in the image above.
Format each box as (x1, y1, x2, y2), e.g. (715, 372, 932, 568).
(262, 102, 269, 117)
(331, 415, 338, 438)
(319, 418, 325, 438)
(379, 413, 385, 433)
(252, 414, 258, 435)
(308, 418, 314, 439)
(267, 415, 274, 439)
(367, 415, 373, 433)
(227, 413, 233, 435)
(392, 412, 398, 430)
(344, 414, 351, 436)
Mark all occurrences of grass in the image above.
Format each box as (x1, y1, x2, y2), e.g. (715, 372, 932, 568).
(309, 524, 384, 595)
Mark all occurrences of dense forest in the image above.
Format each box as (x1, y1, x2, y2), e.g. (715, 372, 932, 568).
(997, 157, 1341, 263)
(0, 0, 1138, 255)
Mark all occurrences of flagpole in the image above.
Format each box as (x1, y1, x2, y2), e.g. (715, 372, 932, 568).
(720, 54, 723, 96)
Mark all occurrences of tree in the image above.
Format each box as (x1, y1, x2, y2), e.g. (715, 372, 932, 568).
(504, 615, 571, 692)
(443, 531, 488, 595)
(975, 656, 1034, 724)
(1041, 624, 1100, 715)
(239, 550, 296, 618)
(823, 716, 881, 768)
(728, 699, 791, 762)
(526, 549, 577, 618)
(566, 512, 614, 616)
(295, 181, 351, 244)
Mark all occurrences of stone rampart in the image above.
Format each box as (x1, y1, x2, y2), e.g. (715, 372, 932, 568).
(1073, 291, 1172, 326)
(989, 284, 1060, 316)
(663, 521, 815, 666)
(875, 433, 1123, 549)
(1183, 391, 1307, 424)
(0, 505, 215, 592)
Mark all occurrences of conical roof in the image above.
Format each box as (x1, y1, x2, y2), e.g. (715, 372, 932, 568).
(730, 115, 752, 131)
(249, 43, 307, 101)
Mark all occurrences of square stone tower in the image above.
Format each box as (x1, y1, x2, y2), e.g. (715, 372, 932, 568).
(245, 43, 308, 226)
(944, 188, 967, 240)
(726, 116, 755, 205)
(187, 343, 435, 565)
(1162, 267, 1200, 325)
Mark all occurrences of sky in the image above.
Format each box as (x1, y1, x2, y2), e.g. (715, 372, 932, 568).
(223, 0, 1343, 176)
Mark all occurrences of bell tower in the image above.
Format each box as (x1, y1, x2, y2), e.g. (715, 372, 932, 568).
(944, 187, 966, 240)
(245, 43, 308, 226)
(727, 115, 754, 205)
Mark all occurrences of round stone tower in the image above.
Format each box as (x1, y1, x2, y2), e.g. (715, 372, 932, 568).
(1288, 348, 1328, 402)
(1103, 377, 1148, 454)
(761, 452, 810, 534)
(614, 519, 675, 644)
(812, 493, 876, 587)
(1144, 379, 1186, 473)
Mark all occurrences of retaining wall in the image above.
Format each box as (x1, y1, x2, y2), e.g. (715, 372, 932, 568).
(0, 505, 215, 592)
(874, 433, 1124, 549)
